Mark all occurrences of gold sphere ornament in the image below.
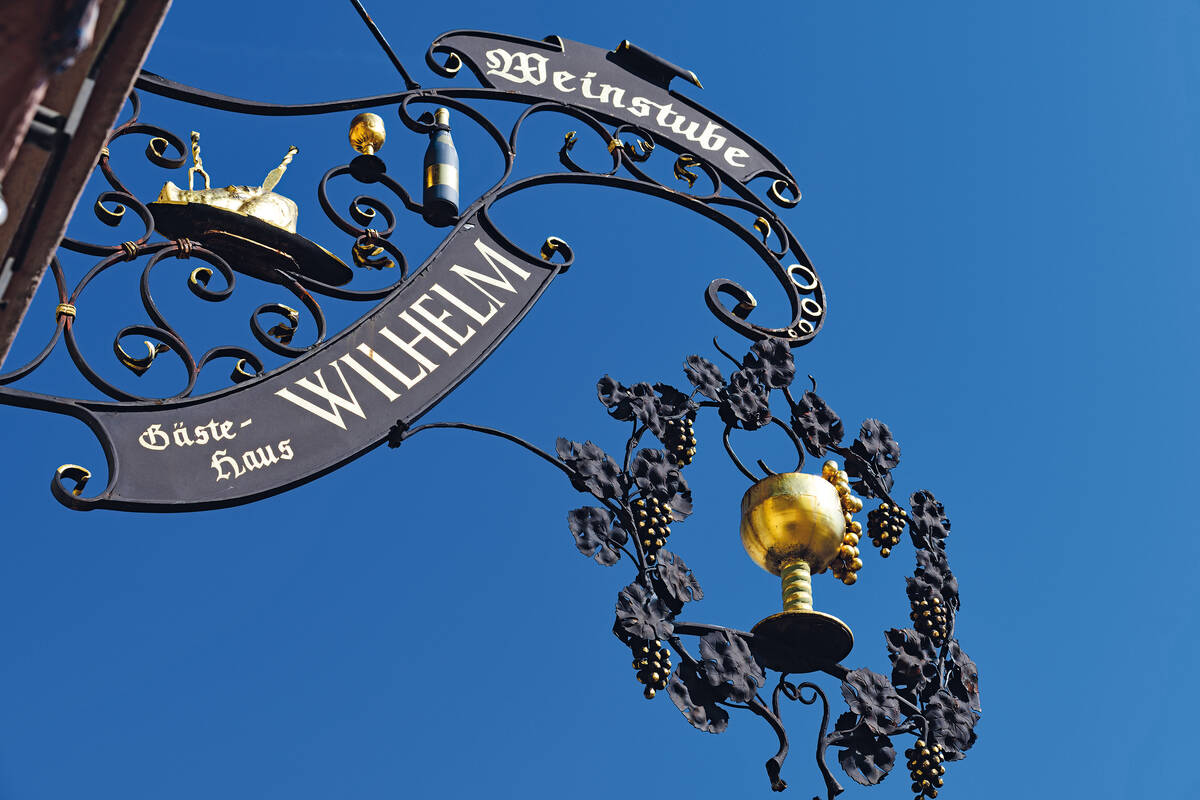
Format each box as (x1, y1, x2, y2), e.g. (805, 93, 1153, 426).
(349, 112, 386, 155)
(740, 472, 854, 673)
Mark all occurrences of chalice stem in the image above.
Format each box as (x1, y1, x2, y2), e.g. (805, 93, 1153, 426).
(781, 557, 813, 612)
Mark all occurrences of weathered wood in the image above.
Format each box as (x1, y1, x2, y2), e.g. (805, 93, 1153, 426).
(0, 0, 170, 368)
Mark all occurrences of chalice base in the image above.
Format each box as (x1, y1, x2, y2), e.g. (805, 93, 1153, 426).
(751, 610, 854, 674)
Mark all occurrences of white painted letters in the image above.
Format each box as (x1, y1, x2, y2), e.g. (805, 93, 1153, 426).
(275, 238, 536, 430)
(483, 48, 753, 171)
(485, 48, 548, 86)
(275, 362, 366, 430)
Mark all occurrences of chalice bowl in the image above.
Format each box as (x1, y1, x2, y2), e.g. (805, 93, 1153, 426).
(741, 472, 855, 673)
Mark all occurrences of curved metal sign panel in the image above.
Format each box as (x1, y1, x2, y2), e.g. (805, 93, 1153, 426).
(54, 214, 557, 510)
(427, 31, 798, 191)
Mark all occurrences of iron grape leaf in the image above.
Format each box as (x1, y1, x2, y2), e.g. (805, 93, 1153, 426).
(598, 376, 698, 438)
(840, 668, 903, 736)
(941, 568, 960, 609)
(836, 724, 896, 787)
(613, 581, 674, 643)
(626, 382, 667, 436)
(925, 689, 979, 760)
(909, 489, 951, 550)
(556, 438, 625, 500)
(834, 710, 859, 734)
(596, 375, 634, 419)
(653, 549, 703, 609)
(566, 506, 626, 566)
(883, 628, 939, 695)
(846, 419, 900, 498)
(683, 354, 725, 401)
(853, 419, 901, 469)
(719, 368, 771, 431)
(741, 337, 795, 389)
(668, 488, 693, 521)
(697, 629, 764, 703)
(652, 382, 696, 418)
(790, 390, 844, 458)
(913, 547, 958, 610)
(946, 640, 981, 712)
(668, 662, 729, 733)
(631, 448, 689, 501)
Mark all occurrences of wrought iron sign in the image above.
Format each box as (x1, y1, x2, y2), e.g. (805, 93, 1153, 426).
(0, 8, 979, 796)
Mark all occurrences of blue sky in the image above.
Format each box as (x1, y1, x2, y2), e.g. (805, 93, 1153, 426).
(1, 1, 1198, 798)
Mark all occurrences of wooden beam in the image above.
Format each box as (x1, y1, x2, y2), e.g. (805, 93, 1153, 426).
(0, 0, 171, 368)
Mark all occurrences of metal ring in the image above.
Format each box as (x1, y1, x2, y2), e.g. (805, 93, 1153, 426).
(786, 264, 818, 291)
(55, 303, 76, 319)
(800, 297, 823, 319)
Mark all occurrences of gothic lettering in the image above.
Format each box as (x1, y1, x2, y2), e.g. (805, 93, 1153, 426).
(724, 146, 749, 168)
(172, 422, 194, 447)
(598, 84, 625, 108)
(627, 96, 652, 118)
(211, 449, 243, 481)
(580, 71, 604, 100)
(481, 48, 756, 175)
(242, 445, 279, 471)
(138, 424, 169, 450)
(485, 47, 548, 85)
(694, 121, 727, 152)
(275, 362, 367, 430)
(552, 70, 576, 92)
(138, 419, 239, 450)
(211, 439, 296, 481)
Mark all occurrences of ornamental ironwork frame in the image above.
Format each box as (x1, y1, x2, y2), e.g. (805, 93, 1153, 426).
(0, 6, 979, 795)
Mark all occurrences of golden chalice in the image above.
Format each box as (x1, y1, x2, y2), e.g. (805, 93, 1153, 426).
(741, 471, 855, 673)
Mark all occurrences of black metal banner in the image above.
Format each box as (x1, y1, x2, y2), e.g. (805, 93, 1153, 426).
(426, 31, 799, 195)
(54, 212, 559, 510)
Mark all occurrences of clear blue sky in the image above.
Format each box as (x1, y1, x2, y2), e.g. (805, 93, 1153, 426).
(1, 1, 1197, 798)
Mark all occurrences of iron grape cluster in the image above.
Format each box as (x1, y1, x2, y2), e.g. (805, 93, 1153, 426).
(662, 412, 697, 466)
(867, 502, 907, 558)
(631, 638, 672, 699)
(908, 592, 949, 644)
(633, 493, 673, 564)
(906, 739, 946, 799)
